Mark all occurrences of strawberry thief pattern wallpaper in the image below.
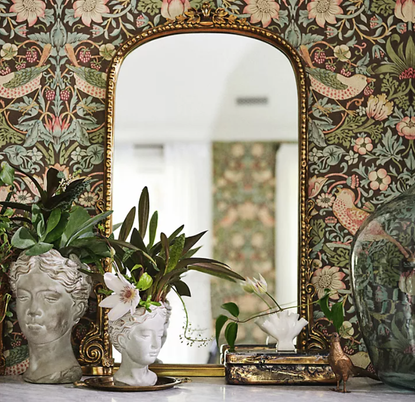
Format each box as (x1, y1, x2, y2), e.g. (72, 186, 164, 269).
(0, 0, 414, 374)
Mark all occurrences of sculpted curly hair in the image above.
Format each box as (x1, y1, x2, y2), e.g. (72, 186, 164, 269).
(8, 249, 92, 321)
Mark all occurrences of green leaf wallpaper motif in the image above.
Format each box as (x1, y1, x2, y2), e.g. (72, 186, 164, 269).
(0, 0, 413, 373)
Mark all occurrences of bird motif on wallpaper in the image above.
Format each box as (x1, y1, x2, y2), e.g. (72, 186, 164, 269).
(299, 46, 374, 101)
(333, 188, 411, 258)
(64, 43, 106, 99)
(332, 188, 370, 236)
(0, 44, 51, 100)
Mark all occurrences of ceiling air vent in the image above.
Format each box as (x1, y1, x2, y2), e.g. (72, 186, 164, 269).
(236, 97, 268, 106)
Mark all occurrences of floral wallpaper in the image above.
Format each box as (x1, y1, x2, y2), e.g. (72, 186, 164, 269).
(0, 0, 413, 373)
(212, 142, 278, 344)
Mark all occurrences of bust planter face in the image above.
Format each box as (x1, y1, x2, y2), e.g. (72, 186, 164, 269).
(16, 268, 75, 345)
(9, 249, 92, 384)
(110, 306, 167, 386)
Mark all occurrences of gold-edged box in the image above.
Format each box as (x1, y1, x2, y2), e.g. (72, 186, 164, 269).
(222, 345, 335, 385)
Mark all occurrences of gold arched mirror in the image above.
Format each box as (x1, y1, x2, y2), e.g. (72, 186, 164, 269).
(104, 4, 312, 375)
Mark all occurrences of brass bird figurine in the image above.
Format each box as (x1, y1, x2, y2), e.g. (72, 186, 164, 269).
(329, 332, 379, 392)
(328, 332, 354, 393)
(299, 45, 374, 101)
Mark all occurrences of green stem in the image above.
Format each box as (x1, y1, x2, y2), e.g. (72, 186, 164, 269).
(173, 288, 210, 344)
(265, 291, 282, 311)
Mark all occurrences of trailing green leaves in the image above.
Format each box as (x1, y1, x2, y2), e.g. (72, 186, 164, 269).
(215, 303, 240, 351)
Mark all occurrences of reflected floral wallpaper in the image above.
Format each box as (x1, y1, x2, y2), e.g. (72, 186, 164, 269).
(0, 0, 414, 373)
(212, 142, 277, 344)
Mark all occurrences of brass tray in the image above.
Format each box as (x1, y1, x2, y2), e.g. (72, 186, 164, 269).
(80, 376, 181, 391)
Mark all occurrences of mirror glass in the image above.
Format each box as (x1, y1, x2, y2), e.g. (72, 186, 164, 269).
(113, 33, 298, 364)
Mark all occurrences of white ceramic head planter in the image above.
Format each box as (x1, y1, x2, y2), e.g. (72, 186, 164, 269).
(8, 249, 92, 383)
(109, 305, 167, 386)
(255, 310, 308, 352)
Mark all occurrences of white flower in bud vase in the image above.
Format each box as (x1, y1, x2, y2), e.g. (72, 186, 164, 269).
(243, 273, 268, 295)
(99, 273, 141, 321)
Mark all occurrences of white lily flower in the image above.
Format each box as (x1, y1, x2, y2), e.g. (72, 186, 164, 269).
(99, 272, 141, 321)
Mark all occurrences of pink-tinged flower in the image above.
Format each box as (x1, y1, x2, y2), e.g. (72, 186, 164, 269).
(73, 0, 109, 27)
(243, 0, 280, 28)
(353, 137, 373, 155)
(10, 0, 45, 27)
(311, 265, 346, 300)
(308, 175, 328, 198)
(161, 0, 190, 20)
(99, 273, 141, 321)
(399, 269, 415, 295)
(325, 216, 338, 225)
(307, 0, 343, 28)
(316, 192, 335, 208)
(397, 116, 415, 140)
(45, 115, 71, 138)
(395, 0, 415, 23)
(368, 168, 392, 191)
(366, 94, 394, 121)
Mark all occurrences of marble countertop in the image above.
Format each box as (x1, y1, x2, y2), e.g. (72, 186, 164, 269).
(0, 376, 414, 402)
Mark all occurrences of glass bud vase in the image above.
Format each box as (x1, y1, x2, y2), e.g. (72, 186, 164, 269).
(351, 184, 415, 390)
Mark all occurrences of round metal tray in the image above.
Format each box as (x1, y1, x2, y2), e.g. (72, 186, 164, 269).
(80, 376, 181, 391)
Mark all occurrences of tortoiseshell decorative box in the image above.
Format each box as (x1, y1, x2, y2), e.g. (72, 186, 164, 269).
(222, 346, 336, 385)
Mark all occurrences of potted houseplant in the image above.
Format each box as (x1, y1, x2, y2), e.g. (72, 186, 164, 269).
(0, 162, 112, 384)
(99, 187, 244, 386)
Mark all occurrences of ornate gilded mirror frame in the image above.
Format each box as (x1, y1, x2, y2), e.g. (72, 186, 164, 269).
(99, 3, 324, 375)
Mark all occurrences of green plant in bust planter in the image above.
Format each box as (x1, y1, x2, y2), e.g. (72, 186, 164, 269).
(0, 163, 112, 263)
(100, 187, 243, 385)
(0, 162, 112, 384)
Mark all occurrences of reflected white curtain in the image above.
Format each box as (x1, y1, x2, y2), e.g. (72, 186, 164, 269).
(157, 141, 212, 364)
(275, 143, 298, 308)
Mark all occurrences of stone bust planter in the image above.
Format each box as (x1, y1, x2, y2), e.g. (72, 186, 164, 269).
(8, 249, 92, 384)
(109, 305, 167, 386)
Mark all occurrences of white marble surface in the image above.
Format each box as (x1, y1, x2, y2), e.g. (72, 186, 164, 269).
(0, 376, 414, 402)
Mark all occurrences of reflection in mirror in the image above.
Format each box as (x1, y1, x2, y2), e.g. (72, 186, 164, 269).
(113, 33, 298, 364)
